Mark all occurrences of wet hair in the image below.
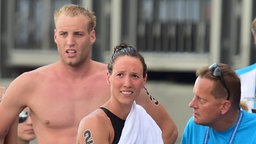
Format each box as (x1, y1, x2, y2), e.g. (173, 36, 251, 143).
(54, 4, 96, 32)
(107, 43, 147, 78)
(196, 63, 241, 109)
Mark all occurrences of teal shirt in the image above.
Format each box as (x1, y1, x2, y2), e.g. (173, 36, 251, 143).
(181, 110, 256, 144)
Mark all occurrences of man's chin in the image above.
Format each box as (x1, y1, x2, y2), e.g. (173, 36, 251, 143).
(194, 119, 208, 126)
(193, 117, 202, 125)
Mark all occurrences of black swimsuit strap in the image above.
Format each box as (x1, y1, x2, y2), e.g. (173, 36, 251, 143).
(100, 107, 125, 144)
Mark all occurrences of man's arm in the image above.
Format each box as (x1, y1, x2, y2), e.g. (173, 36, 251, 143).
(0, 87, 18, 144)
(0, 74, 32, 142)
(3, 119, 18, 144)
(0, 87, 6, 144)
(136, 88, 178, 144)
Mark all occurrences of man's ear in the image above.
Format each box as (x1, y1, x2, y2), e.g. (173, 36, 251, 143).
(220, 100, 231, 115)
(54, 29, 57, 43)
(106, 72, 111, 85)
(89, 29, 96, 45)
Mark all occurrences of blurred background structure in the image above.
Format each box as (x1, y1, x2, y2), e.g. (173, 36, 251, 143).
(1, 0, 256, 143)
(1, 0, 256, 77)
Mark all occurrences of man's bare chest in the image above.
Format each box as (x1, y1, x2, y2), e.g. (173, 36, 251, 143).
(29, 82, 110, 128)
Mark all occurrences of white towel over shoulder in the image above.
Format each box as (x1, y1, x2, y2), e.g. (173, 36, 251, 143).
(118, 102, 164, 144)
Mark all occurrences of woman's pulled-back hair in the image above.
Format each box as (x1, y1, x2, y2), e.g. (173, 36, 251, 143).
(107, 43, 147, 78)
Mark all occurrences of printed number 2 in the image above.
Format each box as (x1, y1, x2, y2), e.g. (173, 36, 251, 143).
(84, 130, 94, 144)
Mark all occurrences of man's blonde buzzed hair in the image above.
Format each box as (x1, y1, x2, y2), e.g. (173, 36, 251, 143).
(54, 4, 96, 32)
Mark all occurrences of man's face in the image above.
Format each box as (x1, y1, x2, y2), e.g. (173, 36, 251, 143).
(189, 77, 226, 126)
(54, 14, 96, 67)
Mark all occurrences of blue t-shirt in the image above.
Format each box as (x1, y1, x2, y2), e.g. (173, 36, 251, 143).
(181, 110, 256, 144)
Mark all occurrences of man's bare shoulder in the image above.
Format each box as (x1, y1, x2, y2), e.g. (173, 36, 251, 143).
(1, 64, 55, 109)
(11, 64, 54, 83)
(90, 61, 108, 77)
(6, 64, 54, 95)
(91, 60, 107, 69)
(15, 63, 51, 77)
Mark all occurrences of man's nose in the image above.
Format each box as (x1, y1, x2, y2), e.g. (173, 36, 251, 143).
(189, 97, 196, 108)
(67, 35, 75, 46)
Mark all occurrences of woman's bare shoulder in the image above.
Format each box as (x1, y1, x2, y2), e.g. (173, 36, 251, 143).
(80, 109, 109, 126)
(77, 108, 113, 143)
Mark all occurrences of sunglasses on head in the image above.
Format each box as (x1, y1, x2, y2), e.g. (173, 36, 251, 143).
(19, 111, 29, 123)
(209, 63, 230, 100)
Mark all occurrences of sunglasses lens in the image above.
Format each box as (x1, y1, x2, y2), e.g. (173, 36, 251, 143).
(213, 67, 221, 77)
(19, 111, 28, 123)
(19, 116, 28, 123)
(209, 63, 217, 69)
(209, 63, 230, 100)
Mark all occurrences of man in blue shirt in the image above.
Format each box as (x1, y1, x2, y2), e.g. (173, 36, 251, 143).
(235, 18, 256, 112)
(182, 63, 256, 144)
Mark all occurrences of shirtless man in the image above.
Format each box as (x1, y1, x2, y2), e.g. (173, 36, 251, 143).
(0, 4, 177, 144)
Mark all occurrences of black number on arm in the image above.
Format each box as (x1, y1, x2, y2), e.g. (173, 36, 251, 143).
(144, 87, 159, 105)
(84, 130, 94, 144)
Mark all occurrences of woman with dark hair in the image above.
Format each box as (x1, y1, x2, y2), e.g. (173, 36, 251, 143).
(76, 43, 163, 144)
